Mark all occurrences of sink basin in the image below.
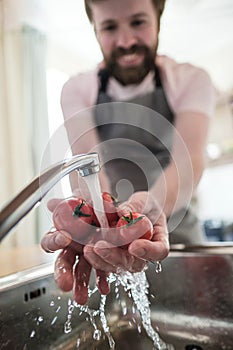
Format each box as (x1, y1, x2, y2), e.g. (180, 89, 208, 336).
(1, 247, 233, 350)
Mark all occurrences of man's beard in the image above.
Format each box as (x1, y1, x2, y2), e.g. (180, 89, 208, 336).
(104, 44, 157, 86)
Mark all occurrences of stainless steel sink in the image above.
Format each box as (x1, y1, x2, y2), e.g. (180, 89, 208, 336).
(1, 154, 233, 349)
(1, 244, 233, 350)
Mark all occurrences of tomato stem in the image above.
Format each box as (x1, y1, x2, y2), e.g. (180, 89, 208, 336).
(72, 200, 91, 218)
(122, 211, 144, 227)
(110, 194, 120, 207)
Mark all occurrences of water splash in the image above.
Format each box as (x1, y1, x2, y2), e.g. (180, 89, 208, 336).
(63, 270, 174, 349)
(99, 295, 115, 349)
(64, 299, 75, 334)
(116, 270, 171, 350)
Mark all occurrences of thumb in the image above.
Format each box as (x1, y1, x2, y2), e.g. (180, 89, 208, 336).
(47, 198, 63, 212)
(117, 191, 161, 224)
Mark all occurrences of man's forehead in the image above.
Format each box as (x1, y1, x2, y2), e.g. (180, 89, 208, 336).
(91, 0, 154, 23)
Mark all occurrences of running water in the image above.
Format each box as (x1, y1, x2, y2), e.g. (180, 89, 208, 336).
(74, 172, 173, 350)
(99, 295, 116, 349)
(116, 270, 173, 350)
(82, 173, 109, 228)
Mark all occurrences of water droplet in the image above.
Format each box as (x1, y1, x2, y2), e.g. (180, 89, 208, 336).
(51, 316, 58, 325)
(108, 336, 116, 349)
(30, 330, 36, 338)
(68, 304, 74, 313)
(64, 322, 72, 334)
(93, 329, 101, 340)
(132, 317, 137, 324)
(38, 316, 43, 323)
(155, 261, 162, 274)
(76, 338, 81, 348)
(128, 321, 133, 327)
(56, 306, 61, 313)
(122, 306, 127, 315)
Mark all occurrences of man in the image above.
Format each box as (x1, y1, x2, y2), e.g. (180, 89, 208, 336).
(41, 0, 215, 304)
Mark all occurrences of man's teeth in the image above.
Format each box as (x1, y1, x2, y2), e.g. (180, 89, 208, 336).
(122, 54, 137, 61)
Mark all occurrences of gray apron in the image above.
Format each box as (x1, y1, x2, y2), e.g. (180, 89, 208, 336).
(94, 67, 205, 244)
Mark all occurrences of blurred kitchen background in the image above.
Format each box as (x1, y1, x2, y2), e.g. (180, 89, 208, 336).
(1, 0, 233, 252)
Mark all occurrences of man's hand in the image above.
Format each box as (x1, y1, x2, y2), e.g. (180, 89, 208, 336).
(118, 191, 169, 262)
(41, 227, 110, 305)
(41, 197, 110, 305)
(41, 191, 169, 305)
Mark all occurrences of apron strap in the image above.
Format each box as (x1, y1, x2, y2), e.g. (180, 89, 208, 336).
(154, 65, 162, 88)
(98, 69, 110, 93)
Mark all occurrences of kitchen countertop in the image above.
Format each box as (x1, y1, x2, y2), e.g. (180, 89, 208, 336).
(0, 245, 57, 277)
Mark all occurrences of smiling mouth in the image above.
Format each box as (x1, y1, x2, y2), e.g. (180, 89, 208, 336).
(121, 53, 138, 62)
(118, 53, 144, 66)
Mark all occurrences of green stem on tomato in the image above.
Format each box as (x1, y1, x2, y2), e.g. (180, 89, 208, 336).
(72, 200, 91, 218)
(110, 194, 121, 207)
(122, 211, 144, 227)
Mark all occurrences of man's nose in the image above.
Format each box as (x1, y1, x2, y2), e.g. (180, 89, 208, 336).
(116, 28, 137, 49)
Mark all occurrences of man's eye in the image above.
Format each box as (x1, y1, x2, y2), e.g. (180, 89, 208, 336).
(103, 24, 117, 31)
(132, 19, 145, 27)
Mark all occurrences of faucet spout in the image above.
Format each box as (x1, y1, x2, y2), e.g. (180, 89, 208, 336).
(0, 152, 100, 241)
(74, 152, 100, 177)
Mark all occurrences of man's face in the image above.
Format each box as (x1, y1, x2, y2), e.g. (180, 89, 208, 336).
(92, 0, 159, 85)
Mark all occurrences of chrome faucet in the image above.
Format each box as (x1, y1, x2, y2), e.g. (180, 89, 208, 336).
(0, 152, 100, 242)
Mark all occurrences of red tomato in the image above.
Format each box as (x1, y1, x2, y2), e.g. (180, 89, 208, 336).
(116, 211, 153, 247)
(102, 192, 119, 226)
(53, 197, 97, 241)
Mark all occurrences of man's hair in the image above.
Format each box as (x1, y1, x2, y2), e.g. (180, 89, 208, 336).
(84, 0, 166, 23)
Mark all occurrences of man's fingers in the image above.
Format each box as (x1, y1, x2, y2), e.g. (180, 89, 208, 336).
(47, 198, 64, 212)
(84, 244, 114, 272)
(93, 241, 146, 273)
(96, 270, 110, 295)
(98, 226, 143, 247)
(54, 248, 76, 291)
(128, 236, 169, 262)
(41, 229, 72, 252)
(73, 255, 92, 305)
(117, 191, 163, 226)
(127, 213, 169, 262)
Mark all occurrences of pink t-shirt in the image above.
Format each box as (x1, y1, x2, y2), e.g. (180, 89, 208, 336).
(61, 55, 216, 120)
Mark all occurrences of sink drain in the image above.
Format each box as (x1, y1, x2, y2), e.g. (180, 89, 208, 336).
(185, 345, 203, 350)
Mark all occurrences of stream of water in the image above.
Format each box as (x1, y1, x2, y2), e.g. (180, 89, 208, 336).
(82, 173, 109, 229)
